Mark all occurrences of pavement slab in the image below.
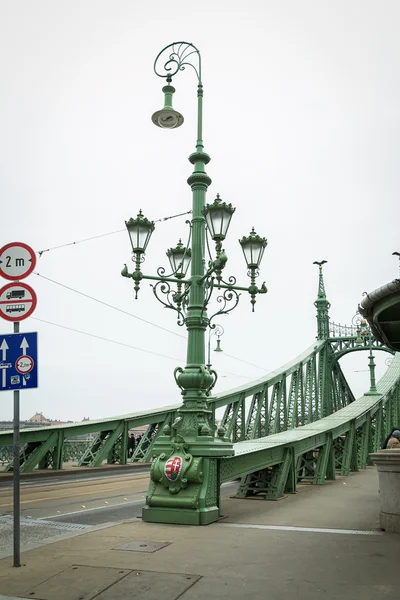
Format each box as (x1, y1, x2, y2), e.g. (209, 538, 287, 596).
(95, 570, 200, 600)
(24, 565, 131, 600)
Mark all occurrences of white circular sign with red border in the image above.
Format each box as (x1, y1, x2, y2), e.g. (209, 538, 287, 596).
(16, 355, 34, 374)
(164, 456, 183, 481)
(0, 242, 36, 281)
(0, 282, 37, 322)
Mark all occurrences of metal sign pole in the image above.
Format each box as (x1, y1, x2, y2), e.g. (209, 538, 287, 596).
(13, 320, 20, 568)
(0, 241, 38, 568)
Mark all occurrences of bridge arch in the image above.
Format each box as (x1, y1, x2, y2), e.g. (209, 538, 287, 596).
(334, 345, 395, 361)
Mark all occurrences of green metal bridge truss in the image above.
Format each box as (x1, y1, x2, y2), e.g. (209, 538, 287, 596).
(1, 274, 399, 503)
(222, 354, 400, 498)
(0, 338, 397, 478)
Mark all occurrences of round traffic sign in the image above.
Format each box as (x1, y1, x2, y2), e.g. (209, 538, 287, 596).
(15, 355, 34, 374)
(0, 282, 37, 322)
(0, 242, 36, 281)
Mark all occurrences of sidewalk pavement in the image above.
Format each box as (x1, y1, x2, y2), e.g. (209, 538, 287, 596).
(0, 467, 399, 600)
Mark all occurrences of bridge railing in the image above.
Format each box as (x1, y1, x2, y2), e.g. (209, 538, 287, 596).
(219, 353, 400, 500)
(213, 339, 356, 441)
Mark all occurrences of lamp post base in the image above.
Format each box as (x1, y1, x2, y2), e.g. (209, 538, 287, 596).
(142, 505, 220, 526)
(142, 448, 229, 525)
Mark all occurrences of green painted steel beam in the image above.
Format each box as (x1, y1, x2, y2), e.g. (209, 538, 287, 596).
(19, 432, 58, 473)
(84, 423, 125, 467)
(221, 354, 400, 486)
(0, 406, 181, 446)
(212, 341, 325, 410)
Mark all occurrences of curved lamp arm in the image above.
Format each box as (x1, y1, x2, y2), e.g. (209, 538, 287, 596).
(154, 41, 202, 82)
(153, 41, 204, 152)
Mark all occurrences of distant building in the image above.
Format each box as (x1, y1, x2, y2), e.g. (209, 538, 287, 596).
(28, 412, 49, 423)
(28, 412, 73, 427)
(0, 413, 90, 434)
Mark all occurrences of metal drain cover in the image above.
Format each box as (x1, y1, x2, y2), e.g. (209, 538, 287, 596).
(113, 540, 170, 553)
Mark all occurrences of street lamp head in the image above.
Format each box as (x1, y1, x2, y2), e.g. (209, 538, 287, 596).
(151, 82, 184, 129)
(125, 210, 155, 254)
(239, 228, 268, 269)
(166, 239, 191, 278)
(214, 338, 223, 353)
(203, 194, 236, 242)
(355, 326, 364, 346)
(152, 109, 184, 129)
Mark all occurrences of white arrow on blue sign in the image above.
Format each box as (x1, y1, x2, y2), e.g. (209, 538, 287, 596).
(0, 332, 38, 391)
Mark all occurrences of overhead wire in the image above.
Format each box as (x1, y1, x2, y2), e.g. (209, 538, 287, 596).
(37, 210, 192, 257)
(31, 317, 183, 362)
(33, 272, 268, 372)
(31, 316, 252, 380)
(34, 272, 185, 340)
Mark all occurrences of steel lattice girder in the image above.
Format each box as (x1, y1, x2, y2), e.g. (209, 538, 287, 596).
(329, 336, 393, 359)
(221, 355, 400, 488)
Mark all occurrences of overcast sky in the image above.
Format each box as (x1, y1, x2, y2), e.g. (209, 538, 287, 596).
(0, 1, 398, 422)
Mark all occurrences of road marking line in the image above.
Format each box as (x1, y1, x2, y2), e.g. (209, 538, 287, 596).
(41, 499, 145, 519)
(217, 523, 384, 536)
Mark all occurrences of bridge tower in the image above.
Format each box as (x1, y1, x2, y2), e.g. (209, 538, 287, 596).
(313, 262, 333, 418)
(314, 262, 331, 340)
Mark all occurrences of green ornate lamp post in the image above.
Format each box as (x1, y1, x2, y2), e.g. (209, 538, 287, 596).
(353, 315, 379, 395)
(121, 42, 268, 525)
(361, 320, 379, 395)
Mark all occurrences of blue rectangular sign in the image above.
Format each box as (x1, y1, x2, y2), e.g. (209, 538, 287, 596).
(0, 332, 38, 391)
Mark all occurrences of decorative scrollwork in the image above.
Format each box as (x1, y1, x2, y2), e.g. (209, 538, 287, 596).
(206, 369, 218, 396)
(151, 280, 186, 326)
(351, 312, 364, 328)
(247, 268, 260, 279)
(174, 366, 184, 392)
(157, 266, 168, 278)
(205, 276, 215, 304)
(154, 41, 202, 83)
(199, 275, 215, 321)
(209, 288, 241, 325)
(131, 253, 145, 264)
(209, 322, 224, 336)
(216, 274, 237, 287)
(181, 284, 190, 308)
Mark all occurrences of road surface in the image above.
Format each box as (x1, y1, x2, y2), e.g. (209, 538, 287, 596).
(0, 469, 239, 526)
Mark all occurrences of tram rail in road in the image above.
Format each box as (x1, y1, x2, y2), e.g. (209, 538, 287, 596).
(0, 463, 151, 489)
